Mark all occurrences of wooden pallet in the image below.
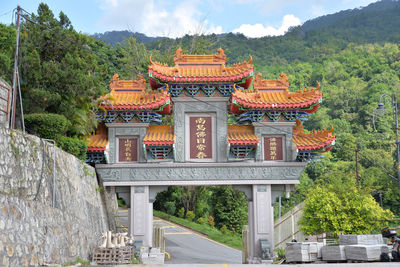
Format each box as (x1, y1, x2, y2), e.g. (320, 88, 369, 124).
(92, 247, 134, 265)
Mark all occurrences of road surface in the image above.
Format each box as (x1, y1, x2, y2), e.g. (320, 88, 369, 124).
(116, 208, 242, 264)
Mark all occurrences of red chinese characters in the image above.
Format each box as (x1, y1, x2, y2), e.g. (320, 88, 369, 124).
(264, 137, 283, 161)
(119, 138, 138, 162)
(190, 117, 212, 159)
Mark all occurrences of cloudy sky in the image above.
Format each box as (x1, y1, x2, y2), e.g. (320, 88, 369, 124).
(1, 0, 378, 38)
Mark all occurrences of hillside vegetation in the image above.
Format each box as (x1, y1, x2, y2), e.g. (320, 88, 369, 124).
(0, 0, 399, 233)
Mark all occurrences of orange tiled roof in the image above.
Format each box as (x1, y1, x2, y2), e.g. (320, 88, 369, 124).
(143, 125, 175, 146)
(231, 83, 322, 110)
(227, 125, 259, 145)
(148, 48, 253, 83)
(99, 74, 170, 111)
(292, 120, 335, 151)
(110, 73, 147, 92)
(253, 73, 289, 91)
(88, 124, 108, 152)
(174, 47, 227, 65)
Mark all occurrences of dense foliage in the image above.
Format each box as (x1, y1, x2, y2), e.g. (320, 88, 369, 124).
(299, 183, 393, 235)
(0, 4, 109, 158)
(154, 186, 248, 232)
(275, 43, 400, 220)
(24, 113, 68, 140)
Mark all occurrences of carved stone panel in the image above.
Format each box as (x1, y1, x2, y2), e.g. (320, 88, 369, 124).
(97, 163, 305, 182)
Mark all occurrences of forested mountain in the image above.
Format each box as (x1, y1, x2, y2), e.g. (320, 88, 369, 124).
(95, 0, 400, 65)
(93, 30, 164, 46)
(301, 0, 400, 31)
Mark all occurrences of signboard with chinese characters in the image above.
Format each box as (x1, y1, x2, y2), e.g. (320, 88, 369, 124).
(189, 116, 213, 160)
(119, 137, 138, 162)
(264, 136, 283, 161)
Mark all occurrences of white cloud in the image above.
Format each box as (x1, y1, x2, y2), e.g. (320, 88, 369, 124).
(98, 0, 223, 38)
(232, 14, 301, 38)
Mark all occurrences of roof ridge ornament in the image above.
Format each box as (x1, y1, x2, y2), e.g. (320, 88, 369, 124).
(253, 72, 289, 91)
(215, 48, 227, 62)
(174, 47, 184, 64)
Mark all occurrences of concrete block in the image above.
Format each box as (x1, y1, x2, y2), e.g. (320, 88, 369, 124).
(139, 246, 164, 264)
(285, 242, 323, 263)
(339, 234, 383, 245)
(321, 245, 347, 261)
(345, 244, 389, 261)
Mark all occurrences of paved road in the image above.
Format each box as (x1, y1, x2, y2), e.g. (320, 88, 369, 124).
(116, 208, 242, 264)
(96, 263, 400, 267)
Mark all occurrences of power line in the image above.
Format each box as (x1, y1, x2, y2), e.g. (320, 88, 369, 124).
(0, 9, 13, 18)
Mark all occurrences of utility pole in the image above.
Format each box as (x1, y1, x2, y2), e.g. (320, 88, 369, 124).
(377, 93, 400, 201)
(355, 143, 360, 187)
(393, 94, 400, 199)
(11, 6, 21, 129)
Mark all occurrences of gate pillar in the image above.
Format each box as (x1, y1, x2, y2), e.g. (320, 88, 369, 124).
(128, 186, 168, 247)
(248, 184, 274, 262)
(129, 186, 152, 246)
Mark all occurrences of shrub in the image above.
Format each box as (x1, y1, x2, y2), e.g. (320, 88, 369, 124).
(25, 113, 68, 140)
(299, 184, 394, 235)
(56, 135, 87, 160)
(197, 217, 205, 224)
(164, 201, 176, 216)
(177, 207, 185, 218)
(210, 186, 248, 232)
(207, 216, 215, 228)
(274, 247, 286, 261)
(117, 199, 126, 208)
(186, 210, 195, 221)
(220, 225, 228, 234)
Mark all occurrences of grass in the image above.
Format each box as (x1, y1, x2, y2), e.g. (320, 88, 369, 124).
(153, 210, 243, 250)
(63, 256, 90, 266)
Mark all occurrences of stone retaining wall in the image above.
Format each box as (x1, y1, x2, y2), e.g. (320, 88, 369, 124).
(0, 126, 117, 266)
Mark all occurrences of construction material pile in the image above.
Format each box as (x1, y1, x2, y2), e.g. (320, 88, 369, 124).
(286, 234, 390, 263)
(92, 231, 135, 265)
(286, 242, 323, 263)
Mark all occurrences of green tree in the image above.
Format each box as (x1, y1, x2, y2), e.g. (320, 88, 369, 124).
(210, 186, 248, 232)
(299, 184, 393, 235)
(0, 24, 15, 82)
(18, 3, 106, 137)
(117, 37, 150, 80)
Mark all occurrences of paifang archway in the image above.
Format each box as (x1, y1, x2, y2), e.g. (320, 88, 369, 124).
(88, 48, 335, 262)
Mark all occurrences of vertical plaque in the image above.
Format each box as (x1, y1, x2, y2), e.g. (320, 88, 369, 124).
(264, 136, 283, 161)
(119, 137, 138, 162)
(189, 116, 212, 159)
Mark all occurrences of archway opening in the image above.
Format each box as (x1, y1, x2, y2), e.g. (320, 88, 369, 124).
(152, 185, 247, 264)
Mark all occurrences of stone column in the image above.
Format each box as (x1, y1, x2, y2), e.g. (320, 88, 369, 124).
(248, 184, 274, 262)
(129, 186, 152, 246)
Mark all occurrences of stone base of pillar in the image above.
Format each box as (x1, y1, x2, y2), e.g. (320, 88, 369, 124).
(129, 186, 152, 246)
(248, 184, 274, 261)
(128, 186, 168, 247)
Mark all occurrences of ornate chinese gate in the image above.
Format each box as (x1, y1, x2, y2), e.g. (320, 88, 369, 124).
(88, 49, 335, 262)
